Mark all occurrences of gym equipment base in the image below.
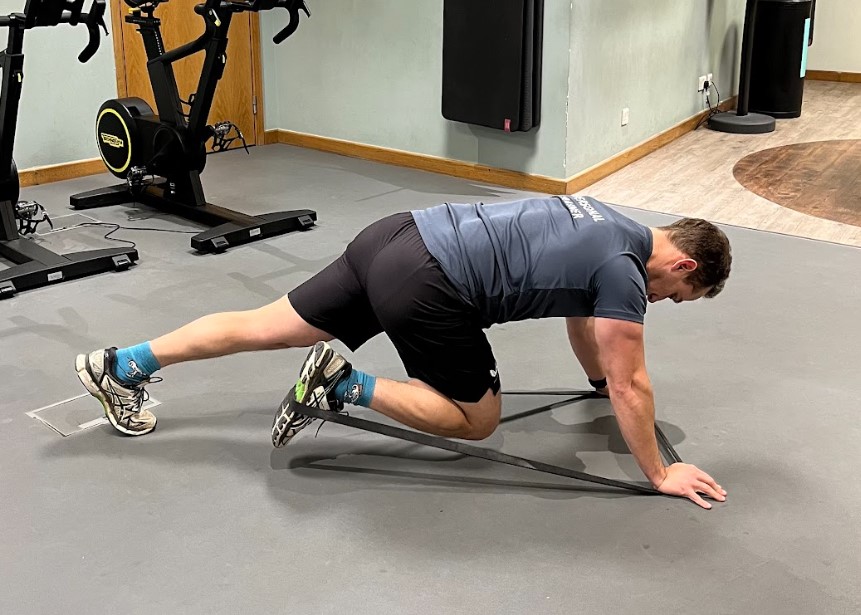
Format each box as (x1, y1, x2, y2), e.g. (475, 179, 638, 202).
(286, 389, 684, 496)
(70, 180, 316, 253)
(708, 110, 776, 134)
(0, 202, 137, 299)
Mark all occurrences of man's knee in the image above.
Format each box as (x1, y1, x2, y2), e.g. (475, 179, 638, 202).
(454, 389, 501, 440)
(457, 421, 498, 441)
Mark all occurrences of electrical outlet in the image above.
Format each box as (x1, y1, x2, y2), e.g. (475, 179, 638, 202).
(707, 72, 713, 86)
(698, 75, 707, 92)
(621, 107, 629, 126)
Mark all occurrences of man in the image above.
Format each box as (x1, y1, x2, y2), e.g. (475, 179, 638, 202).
(76, 195, 731, 509)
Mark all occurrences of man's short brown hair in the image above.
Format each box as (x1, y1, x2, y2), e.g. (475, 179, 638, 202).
(660, 218, 732, 297)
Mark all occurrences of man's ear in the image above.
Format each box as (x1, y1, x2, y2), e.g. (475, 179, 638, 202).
(672, 258, 698, 272)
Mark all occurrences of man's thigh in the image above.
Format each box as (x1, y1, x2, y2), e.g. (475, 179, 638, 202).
(288, 212, 420, 351)
(287, 253, 382, 351)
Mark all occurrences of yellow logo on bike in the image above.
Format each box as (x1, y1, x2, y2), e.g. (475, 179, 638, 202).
(100, 133, 125, 149)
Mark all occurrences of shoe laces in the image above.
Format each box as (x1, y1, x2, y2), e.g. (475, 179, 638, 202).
(312, 409, 349, 439)
(115, 376, 161, 416)
(313, 420, 326, 438)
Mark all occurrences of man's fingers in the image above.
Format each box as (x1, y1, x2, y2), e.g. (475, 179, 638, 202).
(660, 465, 726, 508)
(695, 470, 727, 496)
(688, 490, 712, 510)
(695, 481, 726, 502)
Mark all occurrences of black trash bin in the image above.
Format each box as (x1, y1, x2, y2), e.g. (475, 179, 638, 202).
(748, 0, 814, 119)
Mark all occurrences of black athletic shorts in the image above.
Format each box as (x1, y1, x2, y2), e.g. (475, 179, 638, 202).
(288, 212, 500, 403)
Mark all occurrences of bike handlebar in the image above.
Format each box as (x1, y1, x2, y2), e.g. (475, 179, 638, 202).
(78, 0, 108, 62)
(271, 0, 310, 44)
(134, 0, 310, 46)
(0, 0, 107, 63)
(209, 0, 311, 44)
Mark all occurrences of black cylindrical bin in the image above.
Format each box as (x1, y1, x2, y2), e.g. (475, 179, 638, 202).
(748, 0, 813, 118)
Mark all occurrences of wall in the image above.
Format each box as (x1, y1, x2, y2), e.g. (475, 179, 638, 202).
(807, 0, 861, 73)
(261, 0, 572, 179)
(565, 0, 746, 176)
(262, 1, 749, 180)
(4, 1, 766, 181)
(0, 0, 118, 170)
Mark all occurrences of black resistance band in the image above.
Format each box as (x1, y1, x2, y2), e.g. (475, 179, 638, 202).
(287, 389, 684, 496)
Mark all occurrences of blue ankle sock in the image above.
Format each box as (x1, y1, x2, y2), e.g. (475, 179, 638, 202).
(113, 342, 161, 385)
(334, 369, 376, 407)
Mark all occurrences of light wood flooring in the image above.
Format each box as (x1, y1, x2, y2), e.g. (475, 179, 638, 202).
(580, 80, 861, 247)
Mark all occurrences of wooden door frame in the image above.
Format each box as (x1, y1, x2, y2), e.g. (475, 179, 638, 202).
(109, 0, 267, 145)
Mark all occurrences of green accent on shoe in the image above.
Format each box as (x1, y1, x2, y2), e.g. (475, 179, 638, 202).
(294, 380, 306, 402)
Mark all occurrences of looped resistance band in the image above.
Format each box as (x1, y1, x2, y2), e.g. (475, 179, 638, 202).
(287, 389, 684, 496)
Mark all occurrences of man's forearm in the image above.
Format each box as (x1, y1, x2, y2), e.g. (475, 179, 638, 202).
(609, 382, 667, 487)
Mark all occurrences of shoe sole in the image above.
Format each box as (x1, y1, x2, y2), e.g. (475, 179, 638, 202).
(271, 342, 334, 448)
(271, 388, 312, 448)
(296, 342, 338, 406)
(75, 354, 156, 437)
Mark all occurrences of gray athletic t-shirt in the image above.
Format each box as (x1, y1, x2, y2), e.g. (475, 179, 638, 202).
(410, 195, 652, 327)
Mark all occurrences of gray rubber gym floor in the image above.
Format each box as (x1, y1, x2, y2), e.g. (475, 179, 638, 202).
(2, 146, 859, 614)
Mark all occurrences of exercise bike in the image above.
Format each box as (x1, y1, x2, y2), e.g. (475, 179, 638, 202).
(70, 0, 316, 254)
(0, 0, 137, 299)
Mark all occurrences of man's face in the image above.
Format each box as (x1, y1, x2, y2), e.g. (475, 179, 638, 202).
(647, 260, 709, 304)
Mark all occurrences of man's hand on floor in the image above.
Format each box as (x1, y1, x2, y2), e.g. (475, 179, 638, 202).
(656, 463, 727, 509)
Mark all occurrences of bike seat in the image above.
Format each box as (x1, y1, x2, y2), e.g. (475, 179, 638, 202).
(124, 0, 166, 9)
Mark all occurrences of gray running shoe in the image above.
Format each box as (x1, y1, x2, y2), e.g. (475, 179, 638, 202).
(75, 348, 157, 436)
(271, 341, 351, 448)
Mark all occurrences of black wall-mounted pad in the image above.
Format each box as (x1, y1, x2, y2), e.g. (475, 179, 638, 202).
(442, 0, 544, 132)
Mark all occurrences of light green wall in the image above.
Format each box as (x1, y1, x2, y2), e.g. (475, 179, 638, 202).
(0, 0, 118, 169)
(261, 0, 572, 178)
(565, 0, 746, 176)
(5, 1, 751, 180)
(261, 1, 747, 181)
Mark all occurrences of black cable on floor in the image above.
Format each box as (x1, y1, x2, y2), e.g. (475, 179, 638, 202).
(51, 222, 198, 251)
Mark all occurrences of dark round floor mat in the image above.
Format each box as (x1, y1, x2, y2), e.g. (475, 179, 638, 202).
(733, 139, 861, 227)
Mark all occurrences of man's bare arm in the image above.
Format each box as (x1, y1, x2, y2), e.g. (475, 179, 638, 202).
(593, 317, 727, 509)
(592, 317, 666, 486)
